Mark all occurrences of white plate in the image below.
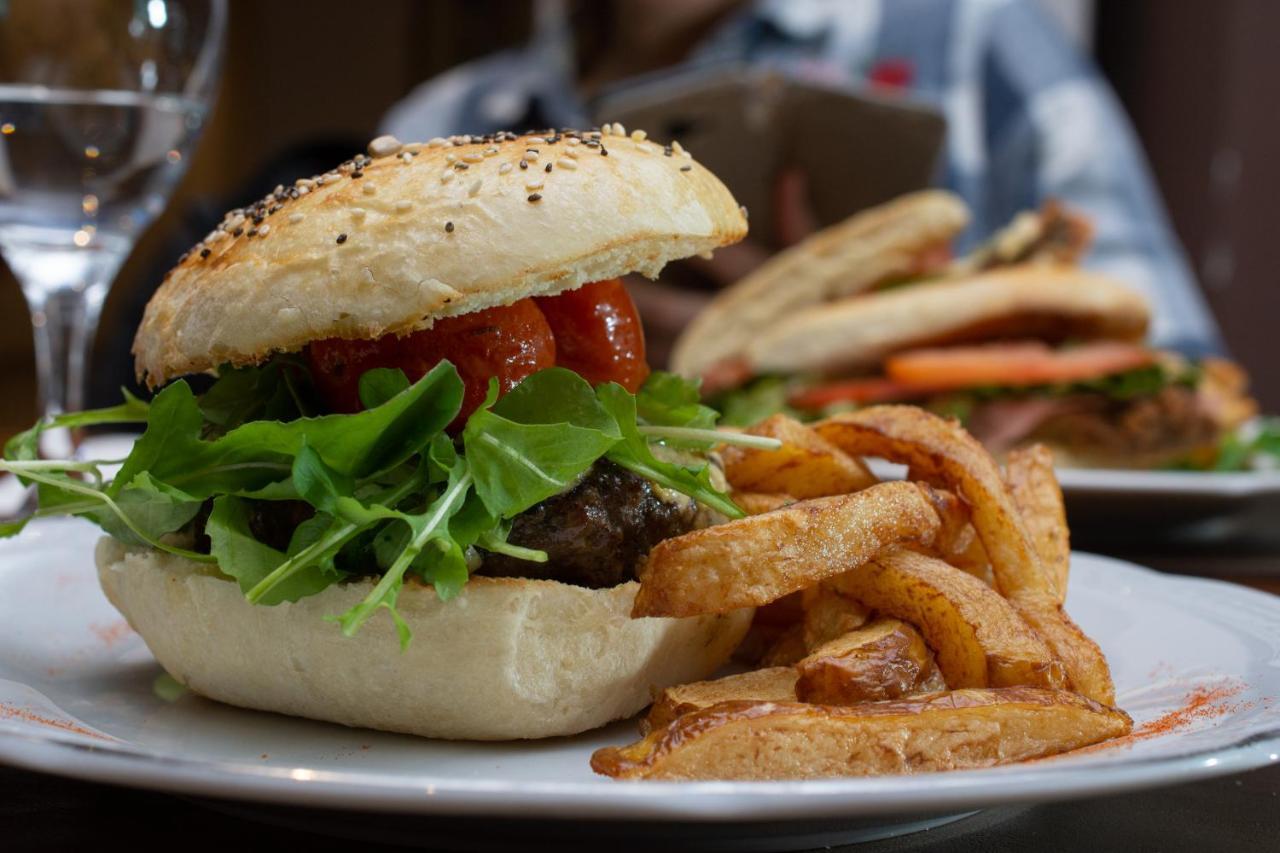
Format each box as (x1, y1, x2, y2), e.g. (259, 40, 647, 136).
(0, 518, 1277, 822)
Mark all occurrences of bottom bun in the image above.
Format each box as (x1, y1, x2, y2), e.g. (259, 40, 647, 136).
(96, 537, 752, 740)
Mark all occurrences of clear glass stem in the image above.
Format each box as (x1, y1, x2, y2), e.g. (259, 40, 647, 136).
(6, 245, 118, 458)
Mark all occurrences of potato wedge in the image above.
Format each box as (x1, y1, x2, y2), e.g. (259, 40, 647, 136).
(592, 688, 1133, 780)
(721, 414, 877, 498)
(800, 582, 870, 650)
(760, 623, 809, 667)
(815, 406, 1058, 601)
(732, 492, 797, 516)
(795, 618, 946, 704)
(1005, 444, 1070, 604)
(633, 481, 947, 617)
(643, 667, 799, 734)
(831, 549, 1066, 690)
(1010, 590, 1116, 706)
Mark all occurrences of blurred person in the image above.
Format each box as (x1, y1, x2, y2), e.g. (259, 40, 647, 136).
(382, 0, 1222, 365)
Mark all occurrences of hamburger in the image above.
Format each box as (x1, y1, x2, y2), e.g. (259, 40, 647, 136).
(2, 127, 757, 740)
(674, 194, 1257, 469)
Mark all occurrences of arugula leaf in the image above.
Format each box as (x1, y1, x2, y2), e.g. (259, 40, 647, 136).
(332, 447, 474, 646)
(358, 368, 411, 410)
(4, 390, 149, 463)
(116, 362, 464, 498)
(464, 376, 619, 518)
(596, 382, 744, 519)
(95, 473, 202, 548)
(199, 357, 315, 433)
(206, 496, 340, 605)
(711, 376, 801, 427)
(636, 371, 718, 431)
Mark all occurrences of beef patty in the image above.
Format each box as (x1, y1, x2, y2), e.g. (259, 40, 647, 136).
(476, 459, 702, 588)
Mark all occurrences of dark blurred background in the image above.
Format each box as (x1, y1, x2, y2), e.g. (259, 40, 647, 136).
(0, 0, 1275, 439)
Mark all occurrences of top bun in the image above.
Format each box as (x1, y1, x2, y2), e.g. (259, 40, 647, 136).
(671, 190, 968, 378)
(134, 128, 748, 386)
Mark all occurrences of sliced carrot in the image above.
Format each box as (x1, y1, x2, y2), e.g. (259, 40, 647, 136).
(789, 378, 943, 410)
(884, 342, 1155, 390)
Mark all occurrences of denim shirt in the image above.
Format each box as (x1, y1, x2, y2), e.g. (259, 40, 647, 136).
(382, 0, 1222, 354)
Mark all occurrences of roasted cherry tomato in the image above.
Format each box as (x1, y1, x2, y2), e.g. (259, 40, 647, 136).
(307, 298, 556, 430)
(535, 278, 649, 391)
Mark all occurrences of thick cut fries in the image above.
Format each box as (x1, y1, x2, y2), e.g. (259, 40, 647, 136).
(760, 624, 809, 666)
(592, 688, 1133, 781)
(813, 407, 1115, 703)
(795, 618, 946, 704)
(643, 667, 799, 734)
(732, 492, 797, 516)
(1005, 444, 1070, 604)
(633, 482, 947, 617)
(814, 406, 1057, 600)
(831, 550, 1066, 690)
(721, 414, 877, 498)
(800, 582, 870, 649)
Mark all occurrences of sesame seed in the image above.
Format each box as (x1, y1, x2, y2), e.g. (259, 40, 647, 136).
(428, 137, 448, 148)
(556, 157, 578, 170)
(566, 137, 581, 146)
(297, 186, 311, 196)
(336, 233, 348, 244)
(483, 147, 498, 157)
(445, 221, 454, 233)
(445, 152, 457, 163)
(519, 159, 529, 170)
(468, 179, 482, 197)
(394, 200, 413, 212)
(258, 224, 271, 236)
(462, 152, 484, 163)
(362, 184, 377, 196)
(527, 193, 542, 202)
(233, 228, 244, 237)
(200, 247, 211, 259)
(614, 123, 626, 137)
(630, 129, 647, 142)
(525, 177, 544, 190)
(680, 164, 692, 172)
(351, 208, 367, 220)
(351, 170, 364, 179)
(600, 146, 608, 156)
(289, 213, 304, 223)
(442, 171, 455, 184)
(403, 142, 423, 154)
(367, 134, 402, 157)
(634, 141, 654, 154)
(499, 162, 513, 175)
(247, 228, 258, 237)
(564, 148, 579, 159)
(525, 149, 539, 160)
(455, 162, 469, 170)
(671, 140, 686, 156)
(545, 162, 553, 173)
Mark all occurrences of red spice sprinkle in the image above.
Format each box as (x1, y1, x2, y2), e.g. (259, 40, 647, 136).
(90, 620, 134, 648)
(1066, 681, 1248, 758)
(0, 703, 113, 741)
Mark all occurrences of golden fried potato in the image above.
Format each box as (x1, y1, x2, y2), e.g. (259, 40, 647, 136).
(633, 481, 947, 618)
(795, 618, 946, 704)
(1010, 590, 1116, 706)
(760, 624, 809, 667)
(800, 582, 870, 649)
(643, 667, 799, 734)
(721, 414, 877, 498)
(732, 492, 797, 516)
(831, 549, 1065, 690)
(815, 406, 1058, 601)
(1005, 444, 1070, 604)
(592, 688, 1133, 780)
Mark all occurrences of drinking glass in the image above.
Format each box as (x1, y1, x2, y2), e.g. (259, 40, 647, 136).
(0, 0, 226, 456)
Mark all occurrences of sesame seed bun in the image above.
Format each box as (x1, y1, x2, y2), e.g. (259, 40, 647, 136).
(745, 267, 1151, 376)
(671, 190, 968, 379)
(133, 129, 748, 386)
(96, 536, 753, 740)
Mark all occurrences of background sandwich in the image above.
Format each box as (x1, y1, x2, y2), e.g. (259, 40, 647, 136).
(675, 198, 1258, 470)
(2, 127, 757, 740)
